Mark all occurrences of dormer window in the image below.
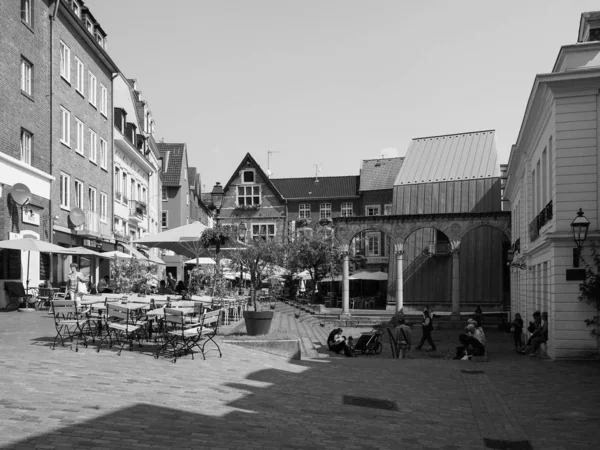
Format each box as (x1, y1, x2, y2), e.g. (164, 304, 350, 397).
(86, 18, 93, 34)
(72, 1, 80, 18)
(241, 169, 255, 184)
(590, 28, 600, 41)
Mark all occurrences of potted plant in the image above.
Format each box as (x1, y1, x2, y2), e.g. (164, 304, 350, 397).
(228, 237, 284, 335)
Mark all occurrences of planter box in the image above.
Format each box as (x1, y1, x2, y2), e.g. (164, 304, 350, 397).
(243, 310, 274, 336)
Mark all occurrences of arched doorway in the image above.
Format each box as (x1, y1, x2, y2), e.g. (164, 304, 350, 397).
(402, 227, 452, 309)
(459, 225, 510, 311)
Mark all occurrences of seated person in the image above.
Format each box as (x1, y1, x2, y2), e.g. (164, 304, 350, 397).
(97, 275, 113, 293)
(466, 321, 486, 347)
(175, 280, 187, 294)
(157, 280, 175, 295)
(327, 328, 355, 357)
(517, 311, 542, 354)
(528, 312, 548, 357)
(454, 332, 486, 360)
(394, 317, 412, 359)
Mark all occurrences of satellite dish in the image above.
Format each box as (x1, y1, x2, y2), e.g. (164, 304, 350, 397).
(69, 208, 86, 227)
(10, 183, 31, 206)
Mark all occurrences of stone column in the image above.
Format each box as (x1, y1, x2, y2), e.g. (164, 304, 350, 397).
(451, 240, 461, 320)
(341, 244, 350, 317)
(395, 243, 404, 313)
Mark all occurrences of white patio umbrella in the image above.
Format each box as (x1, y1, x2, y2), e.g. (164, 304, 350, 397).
(183, 257, 216, 265)
(133, 221, 209, 260)
(351, 271, 388, 280)
(0, 238, 76, 296)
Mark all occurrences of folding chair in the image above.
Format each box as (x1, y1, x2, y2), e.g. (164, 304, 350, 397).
(50, 299, 91, 351)
(155, 307, 201, 363)
(198, 309, 223, 359)
(102, 303, 143, 356)
(3, 281, 35, 311)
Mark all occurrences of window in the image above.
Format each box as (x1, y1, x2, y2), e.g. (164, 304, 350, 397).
(366, 232, 380, 256)
(75, 118, 84, 155)
(384, 204, 392, 216)
(237, 185, 260, 206)
(21, 58, 32, 96)
(114, 167, 121, 197)
(72, 1, 80, 17)
(86, 19, 93, 34)
(88, 129, 97, 163)
(122, 172, 127, 200)
(74, 179, 83, 208)
(242, 170, 255, 183)
(88, 71, 97, 106)
(20, 129, 32, 164)
(88, 186, 96, 212)
(60, 107, 70, 146)
(75, 57, 84, 94)
(100, 84, 107, 116)
(320, 203, 332, 219)
(99, 138, 107, 169)
(21, 0, 32, 27)
(130, 179, 135, 200)
(365, 205, 380, 216)
(161, 211, 168, 229)
(60, 173, 70, 209)
(142, 188, 146, 204)
(299, 203, 311, 219)
(341, 202, 353, 217)
(162, 187, 167, 201)
(100, 192, 107, 221)
(252, 223, 276, 240)
(60, 41, 70, 82)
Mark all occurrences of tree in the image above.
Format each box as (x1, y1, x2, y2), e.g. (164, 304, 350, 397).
(227, 236, 285, 310)
(579, 241, 600, 342)
(286, 221, 364, 302)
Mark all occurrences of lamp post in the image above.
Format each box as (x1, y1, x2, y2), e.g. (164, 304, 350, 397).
(211, 182, 224, 225)
(571, 208, 590, 268)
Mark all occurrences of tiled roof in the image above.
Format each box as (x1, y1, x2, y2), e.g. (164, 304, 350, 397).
(271, 176, 360, 199)
(395, 130, 500, 186)
(158, 143, 186, 186)
(224, 153, 285, 201)
(359, 157, 404, 191)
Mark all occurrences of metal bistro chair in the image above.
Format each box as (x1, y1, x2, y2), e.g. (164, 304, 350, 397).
(50, 299, 91, 352)
(155, 307, 199, 363)
(100, 303, 144, 355)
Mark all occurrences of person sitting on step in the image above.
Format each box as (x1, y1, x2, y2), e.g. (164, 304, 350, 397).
(327, 328, 356, 357)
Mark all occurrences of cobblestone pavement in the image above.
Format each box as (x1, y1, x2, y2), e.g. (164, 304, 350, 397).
(0, 310, 599, 450)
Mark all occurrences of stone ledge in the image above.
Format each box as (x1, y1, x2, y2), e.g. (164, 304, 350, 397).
(223, 339, 301, 360)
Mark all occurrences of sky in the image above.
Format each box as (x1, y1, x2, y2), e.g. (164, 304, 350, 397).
(86, 0, 600, 193)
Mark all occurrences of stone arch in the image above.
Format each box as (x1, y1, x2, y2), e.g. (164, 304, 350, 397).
(459, 224, 510, 309)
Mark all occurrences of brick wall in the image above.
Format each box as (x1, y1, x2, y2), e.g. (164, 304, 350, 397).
(51, 9, 113, 234)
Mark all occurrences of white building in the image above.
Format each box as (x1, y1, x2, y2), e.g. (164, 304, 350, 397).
(505, 11, 600, 359)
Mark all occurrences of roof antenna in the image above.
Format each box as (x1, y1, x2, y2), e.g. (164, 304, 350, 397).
(267, 150, 280, 178)
(314, 163, 322, 182)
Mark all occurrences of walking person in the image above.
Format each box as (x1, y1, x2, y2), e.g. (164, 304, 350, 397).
(65, 263, 88, 304)
(394, 317, 412, 359)
(415, 308, 436, 351)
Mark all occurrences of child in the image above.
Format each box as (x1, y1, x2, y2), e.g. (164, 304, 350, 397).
(511, 313, 524, 351)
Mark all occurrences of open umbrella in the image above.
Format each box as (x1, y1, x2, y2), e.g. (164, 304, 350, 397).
(133, 221, 209, 260)
(0, 238, 76, 304)
(183, 257, 216, 265)
(351, 271, 388, 280)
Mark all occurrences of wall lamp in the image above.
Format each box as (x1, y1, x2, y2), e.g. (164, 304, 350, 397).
(506, 246, 527, 270)
(571, 208, 590, 268)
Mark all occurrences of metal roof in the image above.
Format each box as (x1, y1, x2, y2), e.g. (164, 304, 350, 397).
(394, 130, 500, 185)
(271, 176, 360, 199)
(359, 157, 404, 191)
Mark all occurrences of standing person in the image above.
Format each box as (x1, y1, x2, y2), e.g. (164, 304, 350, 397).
(415, 309, 436, 351)
(474, 305, 483, 326)
(166, 272, 176, 290)
(394, 317, 412, 359)
(65, 263, 87, 303)
(511, 313, 524, 351)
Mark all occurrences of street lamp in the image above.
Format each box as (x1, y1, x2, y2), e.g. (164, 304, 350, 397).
(571, 208, 590, 268)
(211, 182, 224, 224)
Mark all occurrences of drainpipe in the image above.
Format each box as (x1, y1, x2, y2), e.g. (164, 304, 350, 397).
(111, 73, 117, 251)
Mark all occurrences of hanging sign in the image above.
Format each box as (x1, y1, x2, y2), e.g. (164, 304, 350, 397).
(22, 208, 40, 226)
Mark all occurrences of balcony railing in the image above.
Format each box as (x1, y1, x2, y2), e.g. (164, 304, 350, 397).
(529, 200, 553, 242)
(75, 210, 111, 237)
(128, 200, 146, 220)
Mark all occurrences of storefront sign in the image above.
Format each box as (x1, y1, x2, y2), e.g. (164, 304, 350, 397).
(22, 208, 40, 226)
(83, 239, 97, 248)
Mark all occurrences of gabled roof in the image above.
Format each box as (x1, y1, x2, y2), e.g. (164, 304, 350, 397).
(359, 157, 404, 191)
(271, 176, 360, 199)
(223, 153, 284, 201)
(158, 143, 186, 187)
(395, 130, 500, 186)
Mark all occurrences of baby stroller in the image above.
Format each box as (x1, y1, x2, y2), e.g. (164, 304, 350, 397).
(353, 329, 384, 355)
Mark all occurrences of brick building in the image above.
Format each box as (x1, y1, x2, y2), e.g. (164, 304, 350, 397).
(0, 0, 54, 302)
(49, 0, 119, 284)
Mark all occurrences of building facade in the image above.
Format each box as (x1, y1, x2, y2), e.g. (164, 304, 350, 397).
(505, 11, 600, 359)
